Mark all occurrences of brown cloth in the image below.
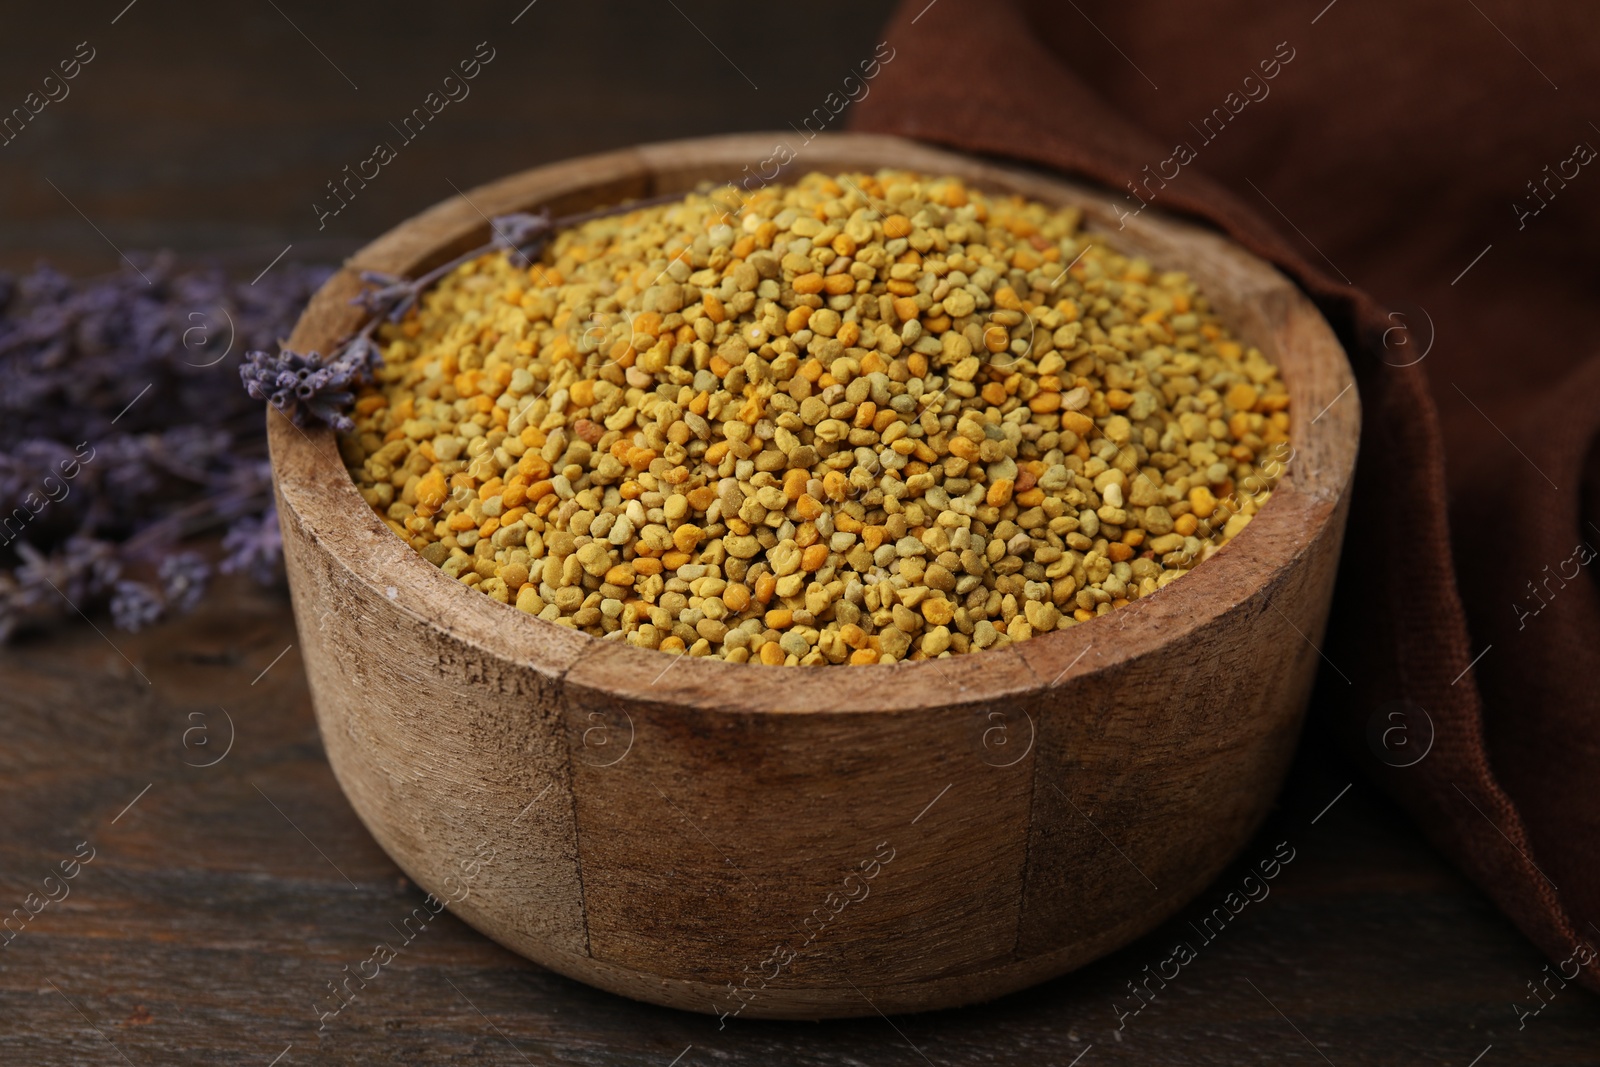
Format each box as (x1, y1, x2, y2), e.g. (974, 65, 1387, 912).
(854, 0, 1600, 985)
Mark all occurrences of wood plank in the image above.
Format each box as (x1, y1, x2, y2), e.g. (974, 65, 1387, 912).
(3, 579, 1598, 1063)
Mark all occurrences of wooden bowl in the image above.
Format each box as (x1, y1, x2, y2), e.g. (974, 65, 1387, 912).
(268, 132, 1358, 1019)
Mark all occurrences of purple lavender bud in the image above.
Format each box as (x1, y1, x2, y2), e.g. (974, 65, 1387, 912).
(19, 264, 72, 305)
(491, 210, 554, 264)
(220, 506, 283, 586)
(352, 271, 415, 317)
(240, 344, 374, 431)
(109, 579, 163, 632)
(338, 334, 383, 381)
(492, 211, 553, 251)
(98, 435, 161, 505)
(305, 395, 357, 434)
(68, 537, 123, 599)
(158, 550, 210, 615)
(2, 257, 332, 642)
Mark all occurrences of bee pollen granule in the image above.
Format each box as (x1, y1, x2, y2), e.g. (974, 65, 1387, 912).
(343, 171, 1291, 666)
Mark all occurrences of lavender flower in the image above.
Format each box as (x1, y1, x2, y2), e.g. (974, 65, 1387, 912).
(94, 434, 163, 512)
(3, 195, 667, 642)
(239, 336, 382, 434)
(206, 457, 274, 523)
(237, 198, 661, 444)
(13, 538, 122, 606)
(352, 271, 416, 319)
(3, 536, 124, 640)
(159, 550, 211, 615)
(0, 438, 76, 512)
(491, 210, 555, 265)
(155, 426, 235, 484)
(0, 257, 326, 642)
(220, 506, 283, 587)
(110, 580, 163, 632)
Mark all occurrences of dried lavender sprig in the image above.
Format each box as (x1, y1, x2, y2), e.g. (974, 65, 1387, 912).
(109, 579, 163, 632)
(1, 537, 122, 642)
(159, 550, 210, 614)
(1, 256, 325, 642)
(219, 505, 282, 587)
(237, 191, 689, 434)
(0, 190, 703, 642)
(359, 205, 556, 324)
(239, 334, 381, 434)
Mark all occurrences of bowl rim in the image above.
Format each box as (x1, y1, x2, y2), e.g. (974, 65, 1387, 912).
(269, 131, 1359, 717)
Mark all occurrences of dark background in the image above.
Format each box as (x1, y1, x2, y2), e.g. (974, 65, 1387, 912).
(3, 2, 1598, 1064)
(0, 1, 903, 272)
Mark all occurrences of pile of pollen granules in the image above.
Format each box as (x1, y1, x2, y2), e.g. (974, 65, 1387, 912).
(342, 171, 1291, 665)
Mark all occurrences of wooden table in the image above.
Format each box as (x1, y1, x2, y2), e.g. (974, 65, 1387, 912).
(2, 0, 1597, 1061)
(4, 577, 1598, 1065)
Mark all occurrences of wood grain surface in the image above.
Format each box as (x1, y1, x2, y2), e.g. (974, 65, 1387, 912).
(0, 1, 904, 275)
(3, 576, 1598, 1064)
(268, 132, 1358, 1016)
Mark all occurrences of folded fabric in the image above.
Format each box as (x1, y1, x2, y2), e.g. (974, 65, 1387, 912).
(853, 0, 1600, 988)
